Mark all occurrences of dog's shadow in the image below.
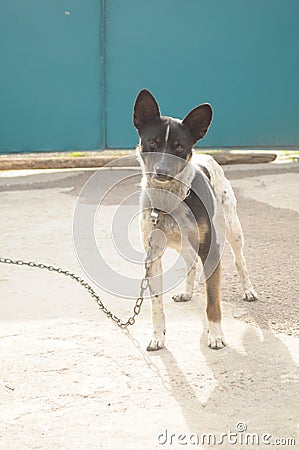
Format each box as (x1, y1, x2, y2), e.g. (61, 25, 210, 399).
(128, 306, 299, 448)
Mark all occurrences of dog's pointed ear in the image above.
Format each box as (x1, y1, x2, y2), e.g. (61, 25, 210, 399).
(182, 104, 213, 142)
(133, 89, 160, 130)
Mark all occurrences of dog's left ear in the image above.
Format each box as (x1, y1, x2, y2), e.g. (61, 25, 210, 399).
(133, 89, 160, 130)
(182, 104, 213, 142)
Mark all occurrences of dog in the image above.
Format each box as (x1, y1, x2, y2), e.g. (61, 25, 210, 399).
(133, 89, 257, 351)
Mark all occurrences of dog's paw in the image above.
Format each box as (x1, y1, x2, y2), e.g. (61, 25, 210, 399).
(146, 336, 165, 351)
(172, 293, 192, 302)
(243, 289, 258, 302)
(208, 322, 226, 350)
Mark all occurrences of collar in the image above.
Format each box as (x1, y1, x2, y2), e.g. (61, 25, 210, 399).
(150, 208, 160, 225)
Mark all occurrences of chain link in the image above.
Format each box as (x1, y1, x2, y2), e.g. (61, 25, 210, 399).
(0, 253, 151, 329)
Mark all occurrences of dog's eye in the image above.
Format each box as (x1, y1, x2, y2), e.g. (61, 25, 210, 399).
(176, 145, 184, 152)
(148, 140, 157, 149)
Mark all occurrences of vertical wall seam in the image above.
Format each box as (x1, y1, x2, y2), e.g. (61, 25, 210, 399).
(100, 0, 107, 149)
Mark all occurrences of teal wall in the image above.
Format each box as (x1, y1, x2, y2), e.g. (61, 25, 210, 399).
(0, 1, 299, 152)
(0, 1, 102, 153)
(105, 0, 299, 148)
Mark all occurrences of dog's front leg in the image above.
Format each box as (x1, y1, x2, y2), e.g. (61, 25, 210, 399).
(146, 257, 165, 351)
(144, 230, 166, 351)
(205, 262, 225, 349)
(200, 239, 225, 350)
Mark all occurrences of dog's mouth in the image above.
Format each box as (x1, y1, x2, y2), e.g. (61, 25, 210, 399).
(151, 173, 173, 183)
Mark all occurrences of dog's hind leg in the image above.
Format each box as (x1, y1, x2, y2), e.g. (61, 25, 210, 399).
(211, 166, 257, 302)
(172, 245, 198, 302)
(225, 211, 258, 302)
(144, 229, 166, 351)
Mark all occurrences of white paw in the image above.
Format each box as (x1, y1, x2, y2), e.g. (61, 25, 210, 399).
(243, 289, 258, 302)
(146, 335, 165, 351)
(172, 293, 192, 302)
(208, 322, 226, 350)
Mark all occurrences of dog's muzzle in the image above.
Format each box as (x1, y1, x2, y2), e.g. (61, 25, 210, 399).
(152, 164, 173, 182)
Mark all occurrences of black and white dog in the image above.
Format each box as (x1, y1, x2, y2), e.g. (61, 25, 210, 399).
(133, 89, 257, 351)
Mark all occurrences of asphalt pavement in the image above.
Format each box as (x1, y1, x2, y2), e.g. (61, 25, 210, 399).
(0, 161, 298, 449)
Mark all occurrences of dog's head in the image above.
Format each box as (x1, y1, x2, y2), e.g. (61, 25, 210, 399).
(133, 89, 213, 182)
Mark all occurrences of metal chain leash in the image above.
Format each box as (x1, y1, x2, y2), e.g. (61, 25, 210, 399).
(0, 253, 152, 328)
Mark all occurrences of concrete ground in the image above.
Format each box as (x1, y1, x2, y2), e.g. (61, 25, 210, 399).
(0, 161, 298, 449)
